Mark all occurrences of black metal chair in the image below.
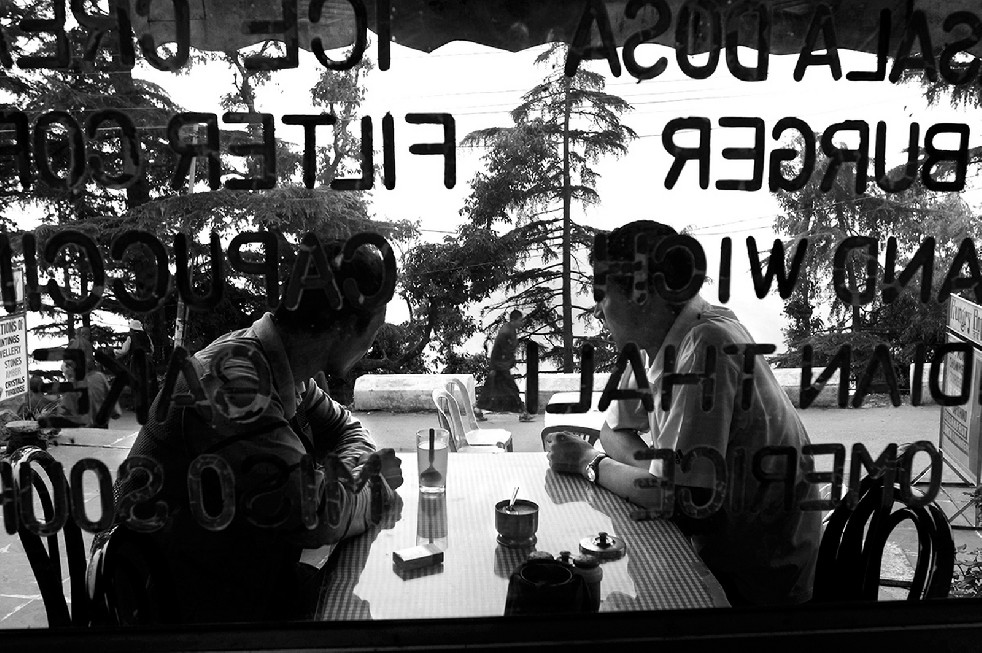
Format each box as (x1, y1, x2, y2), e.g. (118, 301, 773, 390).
(814, 473, 954, 602)
(6, 445, 89, 627)
(540, 425, 601, 451)
(86, 523, 180, 625)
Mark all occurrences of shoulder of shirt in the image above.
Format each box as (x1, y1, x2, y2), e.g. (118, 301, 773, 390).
(681, 307, 750, 348)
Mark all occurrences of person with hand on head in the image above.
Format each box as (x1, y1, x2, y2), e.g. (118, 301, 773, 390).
(547, 220, 820, 607)
(113, 232, 403, 623)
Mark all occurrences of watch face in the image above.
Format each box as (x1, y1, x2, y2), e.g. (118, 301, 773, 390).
(586, 464, 597, 483)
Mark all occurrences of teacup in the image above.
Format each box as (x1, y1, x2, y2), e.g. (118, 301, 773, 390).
(495, 499, 539, 548)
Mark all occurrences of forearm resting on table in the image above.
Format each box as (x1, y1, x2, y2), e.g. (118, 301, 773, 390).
(596, 458, 716, 521)
(595, 457, 670, 513)
(599, 424, 653, 469)
(290, 482, 380, 548)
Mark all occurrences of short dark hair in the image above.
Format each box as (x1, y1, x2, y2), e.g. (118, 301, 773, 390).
(274, 237, 394, 334)
(600, 220, 694, 312)
(509, 309, 523, 321)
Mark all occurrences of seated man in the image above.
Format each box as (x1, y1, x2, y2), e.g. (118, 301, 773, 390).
(113, 234, 403, 623)
(547, 220, 820, 606)
(59, 360, 118, 428)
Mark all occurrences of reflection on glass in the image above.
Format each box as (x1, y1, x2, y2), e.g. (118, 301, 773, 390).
(494, 543, 544, 579)
(416, 491, 448, 551)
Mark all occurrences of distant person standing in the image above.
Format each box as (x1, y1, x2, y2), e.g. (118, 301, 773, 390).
(476, 309, 532, 422)
(115, 318, 157, 401)
(67, 326, 95, 373)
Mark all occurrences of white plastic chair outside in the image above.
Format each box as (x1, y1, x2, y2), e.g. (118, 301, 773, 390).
(432, 388, 463, 452)
(445, 379, 513, 452)
(431, 388, 509, 453)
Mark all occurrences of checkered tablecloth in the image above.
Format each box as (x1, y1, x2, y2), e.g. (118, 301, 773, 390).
(318, 453, 728, 620)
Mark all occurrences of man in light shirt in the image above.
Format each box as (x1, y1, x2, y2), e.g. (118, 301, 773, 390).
(547, 220, 820, 606)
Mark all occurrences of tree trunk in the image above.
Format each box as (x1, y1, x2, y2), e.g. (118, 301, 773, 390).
(561, 75, 573, 373)
(80, 269, 90, 330)
(109, 67, 152, 208)
(64, 265, 74, 340)
(847, 263, 862, 330)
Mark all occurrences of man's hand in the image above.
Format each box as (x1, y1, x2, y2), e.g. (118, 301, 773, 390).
(377, 491, 403, 530)
(359, 448, 404, 492)
(546, 433, 597, 477)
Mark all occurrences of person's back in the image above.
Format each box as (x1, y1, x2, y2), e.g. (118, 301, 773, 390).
(67, 327, 95, 374)
(489, 321, 517, 370)
(655, 302, 820, 605)
(119, 321, 158, 402)
(112, 234, 402, 623)
(119, 328, 305, 622)
(128, 328, 152, 356)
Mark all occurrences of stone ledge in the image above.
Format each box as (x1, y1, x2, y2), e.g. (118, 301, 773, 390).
(772, 367, 937, 407)
(533, 373, 611, 414)
(772, 367, 842, 408)
(353, 374, 476, 412)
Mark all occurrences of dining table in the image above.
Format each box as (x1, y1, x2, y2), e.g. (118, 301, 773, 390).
(316, 452, 729, 620)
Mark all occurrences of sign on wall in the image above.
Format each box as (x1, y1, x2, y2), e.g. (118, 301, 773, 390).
(0, 313, 28, 401)
(940, 294, 982, 484)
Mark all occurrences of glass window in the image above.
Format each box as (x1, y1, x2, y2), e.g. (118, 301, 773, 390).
(0, 0, 979, 645)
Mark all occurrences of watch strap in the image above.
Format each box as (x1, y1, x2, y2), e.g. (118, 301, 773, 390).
(586, 453, 608, 484)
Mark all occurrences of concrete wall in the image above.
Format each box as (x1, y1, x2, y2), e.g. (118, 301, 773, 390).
(536, 369, 848, 410)
(353, 374, 477, 412)
(352, 365, 939, 413)
(774, 366, 939, 408)
(533, 373, 611, 414)
(353, 372, 614, 413)
(772, 367, 844, 408)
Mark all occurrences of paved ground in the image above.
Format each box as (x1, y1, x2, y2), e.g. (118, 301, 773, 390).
(0, 403, 975, 627)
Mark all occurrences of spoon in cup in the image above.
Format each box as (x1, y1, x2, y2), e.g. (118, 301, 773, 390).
(419, 428, 443, 488)
(505, 486, 519, 512)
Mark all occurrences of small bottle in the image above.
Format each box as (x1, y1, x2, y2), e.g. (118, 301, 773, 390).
(573, 555, 603, 612)
(558, 550, 574, 567)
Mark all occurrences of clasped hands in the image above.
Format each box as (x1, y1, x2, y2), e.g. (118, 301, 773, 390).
(545, 432, 597, 478)
(357, 447, 404, 506)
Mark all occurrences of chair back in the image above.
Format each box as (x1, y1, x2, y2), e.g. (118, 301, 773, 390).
(540, 425, 601, 451)
(5, 445, 89, 627)
(432, 388, 466, 451)
(446, 378, 479, 432)
(814, 473, 955, 602)
(87, 524, 179, 625)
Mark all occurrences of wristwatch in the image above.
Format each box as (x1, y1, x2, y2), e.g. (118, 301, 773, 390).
(585, 453, 608, 484)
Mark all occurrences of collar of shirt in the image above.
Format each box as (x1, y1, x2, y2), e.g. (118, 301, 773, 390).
(249, 312, 300, 420)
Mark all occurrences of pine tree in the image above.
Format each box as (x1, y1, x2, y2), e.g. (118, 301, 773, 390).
(463, 43, 635, 371)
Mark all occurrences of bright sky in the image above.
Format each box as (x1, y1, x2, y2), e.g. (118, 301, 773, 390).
(61, 38, 982, 357)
